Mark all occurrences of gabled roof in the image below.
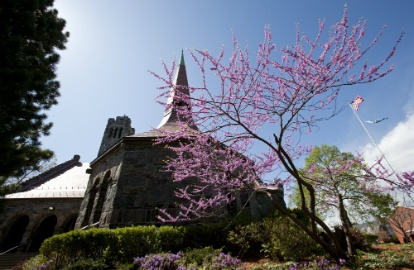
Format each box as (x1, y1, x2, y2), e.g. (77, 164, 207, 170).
(5, 155, 89, 199)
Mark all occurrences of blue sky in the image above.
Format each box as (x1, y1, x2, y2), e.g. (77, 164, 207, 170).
(46, 0, 414, 178)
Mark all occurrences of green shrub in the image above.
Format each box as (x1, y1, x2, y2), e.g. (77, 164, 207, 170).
(61, 259, 108, 270)
(22, 254, 50, 270)
(113, 262, 134, 270)
(114, 225, 184, 262)
(40, 228, 117, 269)
(228, 213, 321, 262)
(156, 225, 184, 253)
(227, 222, 263, 257)
(25, 224, 239, 269)
(181, 222, 231, 249)
(37, 225, 184, 268)
(179, 246, 222, 267)
(114, 226, 161, 262)
(364, 234, 379, 245)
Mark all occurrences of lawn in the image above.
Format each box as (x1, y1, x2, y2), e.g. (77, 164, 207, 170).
(244, 243, 414, 269)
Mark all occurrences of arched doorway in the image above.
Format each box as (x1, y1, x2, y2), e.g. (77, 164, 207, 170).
(81, 178, 99, 227)
(0, 215, 29, 253)
(28, 215, 57, 252)
(91, 171, 111, 223)
(63, 215, 78, 232)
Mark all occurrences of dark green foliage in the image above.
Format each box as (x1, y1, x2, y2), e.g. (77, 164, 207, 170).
(180, 222, 232, 249)
(228, 212, 322, 261)
(333, 225, 370, 251)
(40, 228, 118, 269)
(39, 226, 184, 269)
(61, 259, 108, 270)
(35, 224, 249, 269)
(227, 222, 262, 257)
(179, 247, 222, 267)
(32, 220, 322, 268)
(114, 225, 183, 262)
(364, 234, 379, 245)
(0, 0, 69, 180)
(0, 181, 19, 197)
(259, 216, 322, 261)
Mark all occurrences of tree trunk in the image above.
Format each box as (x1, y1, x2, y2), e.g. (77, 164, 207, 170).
(337, 193, 356, 262)
(272, 199, 347, 261)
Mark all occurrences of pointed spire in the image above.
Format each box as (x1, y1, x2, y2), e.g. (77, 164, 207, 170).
(179, 49, 185, 66)
(157, 51, 197, 131)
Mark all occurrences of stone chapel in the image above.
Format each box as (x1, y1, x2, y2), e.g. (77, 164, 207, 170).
(0, 52, 285, 253)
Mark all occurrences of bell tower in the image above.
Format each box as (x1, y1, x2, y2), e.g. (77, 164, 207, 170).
(97, 115, 135, 156)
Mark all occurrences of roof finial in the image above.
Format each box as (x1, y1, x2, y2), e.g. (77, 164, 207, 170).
(179, 49, 185, 66)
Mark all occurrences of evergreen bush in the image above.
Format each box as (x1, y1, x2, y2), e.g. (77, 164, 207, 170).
(61, 259, 108, 270)
(227, 212, 321, 261)
(39, 225, 184, 268)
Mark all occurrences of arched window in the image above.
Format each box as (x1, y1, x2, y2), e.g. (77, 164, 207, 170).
(91, 171, 111, 224)
(108, 128, 113, 138)
(63, 215, 78, 232)
(0, 215, 29, 253)
(113, 127, 118, 138)
(81, 178, 99, 227)
(118, 127, 123, 138)
(28, 215, 57, 252)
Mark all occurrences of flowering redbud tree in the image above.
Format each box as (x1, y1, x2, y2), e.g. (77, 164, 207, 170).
(152, 8, 404, 261)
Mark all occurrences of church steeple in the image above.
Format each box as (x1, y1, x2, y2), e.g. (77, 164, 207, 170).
(179, 49, 185, 66)
(157, 51, 197, 131)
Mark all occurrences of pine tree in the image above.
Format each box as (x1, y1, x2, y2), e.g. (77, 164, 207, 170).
(0, 0, 69, 180)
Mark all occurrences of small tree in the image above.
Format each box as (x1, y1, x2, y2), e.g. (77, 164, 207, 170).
(296, 144, 397, 257)
(152, 8, 405, 261)
(0, 0, 69, 181)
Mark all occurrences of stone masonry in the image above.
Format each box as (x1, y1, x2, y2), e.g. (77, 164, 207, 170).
(97, 116, 135, 157)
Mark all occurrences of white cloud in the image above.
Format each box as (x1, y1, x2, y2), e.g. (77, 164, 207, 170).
(362, 113, 414, 173)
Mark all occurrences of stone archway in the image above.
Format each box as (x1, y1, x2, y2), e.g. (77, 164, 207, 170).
(27, 215, 57, 252)
(81, 178, 100, 227)
(63, 215, 78, 232)
(91, 171, 111, 224)
(0, 215, 29, 253)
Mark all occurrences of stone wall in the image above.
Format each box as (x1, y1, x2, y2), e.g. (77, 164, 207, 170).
(76, 137, 179, 228)
(76, 135, 285, 229)
(74, 147, 124, 229)
(0, 198, 82, 252)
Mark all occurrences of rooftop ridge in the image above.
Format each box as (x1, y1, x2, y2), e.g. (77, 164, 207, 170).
(18, 155, 82, 192)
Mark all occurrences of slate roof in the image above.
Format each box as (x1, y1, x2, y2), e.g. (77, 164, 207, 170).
(5, 155, 89, 199)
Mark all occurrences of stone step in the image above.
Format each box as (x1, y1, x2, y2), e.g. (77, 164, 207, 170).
(0, 253, 38, 270)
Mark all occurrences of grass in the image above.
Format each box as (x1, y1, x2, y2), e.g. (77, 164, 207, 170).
(244, 242, 414, 269)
